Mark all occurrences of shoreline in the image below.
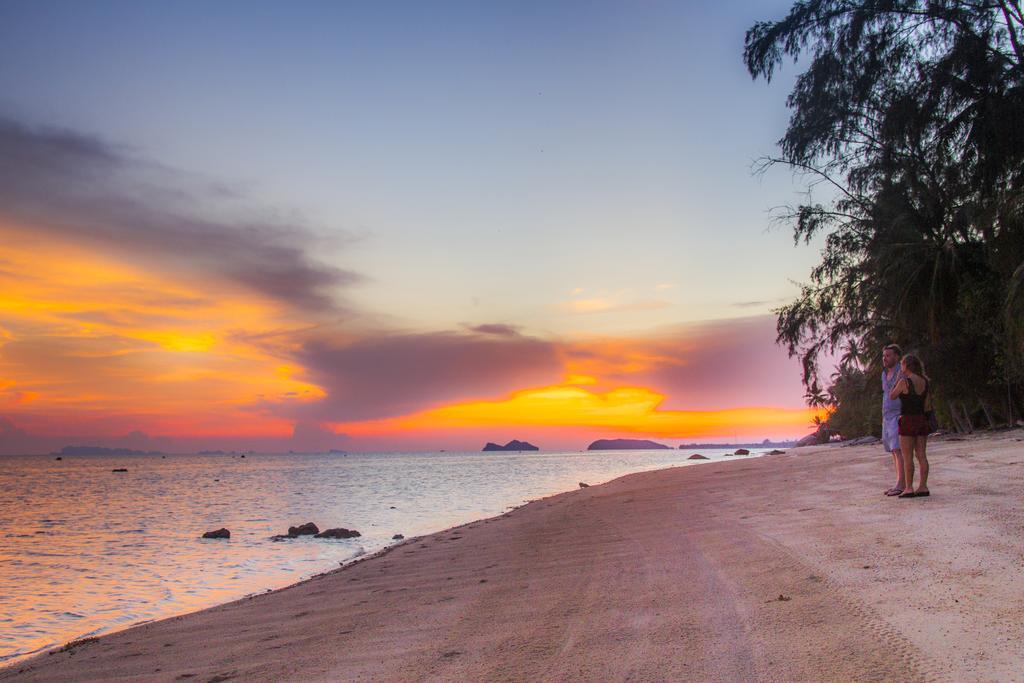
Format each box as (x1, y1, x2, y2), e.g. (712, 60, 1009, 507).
(4, 430, 1023, 681)
(0, 447, 749, 667)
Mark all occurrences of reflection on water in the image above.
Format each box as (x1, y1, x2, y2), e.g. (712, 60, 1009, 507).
(0, 447, 752, 663)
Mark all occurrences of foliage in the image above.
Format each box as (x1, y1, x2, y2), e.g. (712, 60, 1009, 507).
(745, 0, 1024, 435)
(816, 340, 885, 437)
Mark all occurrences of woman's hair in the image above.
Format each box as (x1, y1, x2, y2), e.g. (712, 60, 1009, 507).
(902, 354, 928, 378)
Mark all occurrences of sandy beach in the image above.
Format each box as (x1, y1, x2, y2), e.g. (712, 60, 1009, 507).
(4, 430, 1022, 682)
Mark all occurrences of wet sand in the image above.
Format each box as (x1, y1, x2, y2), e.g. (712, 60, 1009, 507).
(4, 430, 1023, 682)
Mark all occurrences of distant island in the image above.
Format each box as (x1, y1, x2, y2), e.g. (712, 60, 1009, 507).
(677, 439, 797, 450)
(482, 440, 539, 451)
(52, 446, 165, 456)
(587, 439, 670, 451)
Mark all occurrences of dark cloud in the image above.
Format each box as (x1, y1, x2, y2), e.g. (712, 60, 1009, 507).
(0, 116, 359, 313)
(466, 323, 521, 337)
(258, 318, 806, 423)
(283, 330, 562, 421)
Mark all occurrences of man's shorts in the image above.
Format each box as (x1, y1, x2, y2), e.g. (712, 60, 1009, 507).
(882, 413, 901, 451)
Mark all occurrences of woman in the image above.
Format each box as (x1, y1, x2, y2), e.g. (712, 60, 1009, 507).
(888, 354, 931, 498)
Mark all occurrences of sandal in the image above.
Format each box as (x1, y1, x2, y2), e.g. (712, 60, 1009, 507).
(898, 490, 917, 498)
(884, 487, 903, 496)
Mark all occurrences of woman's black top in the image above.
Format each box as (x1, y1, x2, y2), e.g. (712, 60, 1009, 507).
(899, 376, 928, 416)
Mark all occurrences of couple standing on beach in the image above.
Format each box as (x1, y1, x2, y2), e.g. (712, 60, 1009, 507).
(882, 344, 932, 498)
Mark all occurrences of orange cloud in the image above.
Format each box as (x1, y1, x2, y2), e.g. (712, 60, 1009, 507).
(338, 381, 822, 439)
(0, 229, 323, 437)
(2, 237, 812, 451)
(2, 235, 815, 448)
(3, 238, 815, 450)
(560, 317, 810, 411)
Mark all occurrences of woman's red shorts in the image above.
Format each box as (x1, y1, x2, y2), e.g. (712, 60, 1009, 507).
(898, 414, 929, 437)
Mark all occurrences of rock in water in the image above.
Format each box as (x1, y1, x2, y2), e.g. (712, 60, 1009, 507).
(202, 528, 230, 539)
(111, 468, 128, 472)
(314, 528, 361, 539)
(768, 449, 786, 455)
(508, 439, 538, 451)
(587, 438, 670, 450)
(287, 522, 319, 537)
(688, 453, 709, 460)
(579, 482, 590, 488)
(734, 448, 750, 455)
(482, 439, 540, 451)
(392, 534, 404, 540)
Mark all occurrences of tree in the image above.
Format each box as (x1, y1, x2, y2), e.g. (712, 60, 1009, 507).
(745, 0, 1024, 434)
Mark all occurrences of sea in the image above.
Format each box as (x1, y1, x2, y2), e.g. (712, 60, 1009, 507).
(0, 446, 766, 665)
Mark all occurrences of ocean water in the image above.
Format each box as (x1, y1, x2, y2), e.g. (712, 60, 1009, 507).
(0, 447, 763, 664)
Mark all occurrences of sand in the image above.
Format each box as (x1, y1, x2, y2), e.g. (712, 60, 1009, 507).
(4, 430, 1023, 682)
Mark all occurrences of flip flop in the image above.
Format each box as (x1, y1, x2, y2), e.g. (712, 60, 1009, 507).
(898, 491, 917, 498)
(916, 490, 930, 497)
(885, 488, 903, 496)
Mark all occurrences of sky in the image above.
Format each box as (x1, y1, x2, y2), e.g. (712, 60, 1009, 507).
(0, 0, 830, 454)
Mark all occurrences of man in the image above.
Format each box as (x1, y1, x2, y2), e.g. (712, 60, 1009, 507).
(881, 344, 904, 495)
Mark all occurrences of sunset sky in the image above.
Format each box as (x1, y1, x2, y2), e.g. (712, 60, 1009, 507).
(0, 0, 828, 453)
